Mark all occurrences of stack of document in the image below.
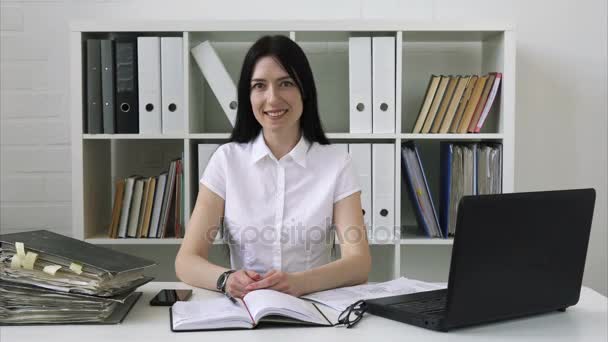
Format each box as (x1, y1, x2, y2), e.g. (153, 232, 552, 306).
(302, 277, 446, 312)
(0, 230, 156, 324)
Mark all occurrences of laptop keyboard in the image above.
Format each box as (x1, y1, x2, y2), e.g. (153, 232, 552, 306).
(390, 294, 447, 315)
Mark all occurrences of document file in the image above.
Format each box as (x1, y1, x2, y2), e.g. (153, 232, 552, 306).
(372, 37, 395, 133)
(100, 40, 115, 134)
(372, 144, 395, 242)
(198, 144, 220, 179)
(115, 39, 139, 133)
(86, 39, 102, 134)
(161, 37, 185, 134)
(191, 41, 238, 127)
(348, 37, 372, 133)
(348, 144, 372, 234)
(137, 37, 162, 134)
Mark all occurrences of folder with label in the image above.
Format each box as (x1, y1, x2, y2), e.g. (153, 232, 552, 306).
(191, 41, 238, 127)
(372, 37, 395, 133)
(161, 37, 185, 134)
(372, 144, 395, 242)
(348, 144, 372, 233)
(348, 37, 372, 133)
(137, 37, 162, 134)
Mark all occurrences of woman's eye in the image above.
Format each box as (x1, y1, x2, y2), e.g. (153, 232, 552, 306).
(251, 83, 264, 89)
(281, 80, 294, 87)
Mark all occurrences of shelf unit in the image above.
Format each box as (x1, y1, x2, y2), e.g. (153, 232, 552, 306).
(70, 21, 515, 278)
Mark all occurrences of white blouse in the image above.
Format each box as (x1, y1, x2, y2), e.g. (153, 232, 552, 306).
(200, 132, 360, 274)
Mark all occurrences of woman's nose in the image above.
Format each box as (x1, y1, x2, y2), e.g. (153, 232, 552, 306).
(266, 85, 282, 103)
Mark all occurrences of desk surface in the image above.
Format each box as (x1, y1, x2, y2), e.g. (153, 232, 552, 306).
(2, 282, 607, 342)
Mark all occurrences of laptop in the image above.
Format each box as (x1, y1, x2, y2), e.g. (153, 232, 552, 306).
(366, 189, 596, 332)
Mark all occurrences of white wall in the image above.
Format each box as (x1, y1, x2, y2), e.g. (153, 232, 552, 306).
(1, 0, 606, 295)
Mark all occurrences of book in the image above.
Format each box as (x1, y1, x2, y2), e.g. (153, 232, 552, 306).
(170, 289, 333, 331)
(148, 172, 167, 238)
(439, 76, 470, 134)
(412, 75, 441, 133)
(449, 75, 478, 133)
(421, 75, 450, 133)
(430, 75, 459, 133)
(135, 178, 151, 238)
(117, 176, 138, 238)
(474, 73, 502, 133)
(457, 74, 488, 133)
(140, 177, 156, 238)
(126, 178, 145, 238)
(108, 179, 125, 238)
(467, 73, 496, 132)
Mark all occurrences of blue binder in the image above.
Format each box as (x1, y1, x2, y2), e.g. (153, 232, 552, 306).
(439, 142, 453, 238)
(401, 141, 443, 238)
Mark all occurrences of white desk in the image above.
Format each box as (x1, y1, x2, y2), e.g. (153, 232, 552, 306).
(2, 282, 607, 342)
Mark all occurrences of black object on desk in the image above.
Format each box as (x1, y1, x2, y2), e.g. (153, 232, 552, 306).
(150, 289, 193, 306)
(366, 188, 596, 332)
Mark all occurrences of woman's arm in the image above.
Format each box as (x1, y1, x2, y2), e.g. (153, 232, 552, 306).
(246, 191, 372, 296)
(174, 184, 229, 290)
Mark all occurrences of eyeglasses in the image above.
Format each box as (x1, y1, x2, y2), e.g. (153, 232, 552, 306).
(337, 300, 367, 328)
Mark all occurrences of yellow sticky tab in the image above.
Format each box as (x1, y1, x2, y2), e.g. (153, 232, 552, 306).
(43, 265, 62, 276)
(10, 255, 22, 269)
(22, 252, 38, 270)
(70, 263, 83, 275)
(15, 242, 25, 257)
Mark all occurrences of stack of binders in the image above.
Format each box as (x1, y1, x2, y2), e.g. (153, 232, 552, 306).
(85, 36, 185, 134)
(0, 230, 156, 324)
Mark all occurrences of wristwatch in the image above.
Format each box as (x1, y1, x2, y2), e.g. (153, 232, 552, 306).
(216, 270, 236, 294)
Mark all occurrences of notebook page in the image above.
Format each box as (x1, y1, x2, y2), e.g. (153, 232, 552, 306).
(171, 296, 252, 330)
(243, 289, 328, 325)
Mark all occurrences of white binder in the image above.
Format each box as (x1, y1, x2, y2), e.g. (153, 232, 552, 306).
(191, 41, 237, 127)
(372, 144, 395, 243)
(372, 37, 396, 133)
(198, 144, 220, 179)
(349, 37, 372, 133)
(137, 37, 162, 134)
(160, 37, 185, 134)
(348, 144, 372, 235)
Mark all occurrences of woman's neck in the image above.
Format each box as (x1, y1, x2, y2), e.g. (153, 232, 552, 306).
(262, 128, 302, 161)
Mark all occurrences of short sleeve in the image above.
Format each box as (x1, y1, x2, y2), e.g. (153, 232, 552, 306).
(200, 146, 226, 200)
(333, 153, 361, 203)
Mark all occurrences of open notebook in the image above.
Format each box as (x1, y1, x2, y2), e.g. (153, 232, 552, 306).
(170, 289, 334, 331)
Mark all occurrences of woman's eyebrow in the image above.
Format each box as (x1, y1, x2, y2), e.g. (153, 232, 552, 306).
(251, 76, 293, 82)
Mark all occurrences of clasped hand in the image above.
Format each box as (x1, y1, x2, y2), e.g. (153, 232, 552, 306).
(225, 269, 301, 298)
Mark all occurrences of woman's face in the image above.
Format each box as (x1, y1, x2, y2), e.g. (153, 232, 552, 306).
(250, 56, 303, 134)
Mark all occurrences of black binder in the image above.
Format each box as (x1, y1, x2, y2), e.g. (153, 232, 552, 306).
(0, 230, 155, 274)
(86, 39, 102, 134)
(101, 39, 116, 134)
(115, 39, 139, 133)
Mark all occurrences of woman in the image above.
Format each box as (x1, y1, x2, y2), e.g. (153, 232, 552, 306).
(175, 35, 371, 299)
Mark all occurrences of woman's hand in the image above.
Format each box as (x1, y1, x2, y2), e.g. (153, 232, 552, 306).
(225, 270, 262, 298)
(245, 270, 303, 296)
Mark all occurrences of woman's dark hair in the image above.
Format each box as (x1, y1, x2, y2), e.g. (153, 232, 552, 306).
(229, 35, 329, 145)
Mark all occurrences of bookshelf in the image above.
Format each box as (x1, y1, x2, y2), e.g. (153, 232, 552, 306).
(70, 21, 515, 278)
